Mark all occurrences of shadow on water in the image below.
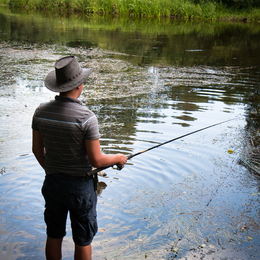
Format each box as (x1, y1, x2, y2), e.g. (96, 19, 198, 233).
(0, 6, 260, 259)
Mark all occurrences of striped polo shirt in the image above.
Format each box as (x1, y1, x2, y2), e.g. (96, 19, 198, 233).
(32, 95, 100, 176)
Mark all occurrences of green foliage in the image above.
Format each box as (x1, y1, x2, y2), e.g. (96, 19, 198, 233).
(0, 0, 9, 5)
(2, 0, 260, 20)
(200, 1, 217, 19)
(215, 0, 260, 9)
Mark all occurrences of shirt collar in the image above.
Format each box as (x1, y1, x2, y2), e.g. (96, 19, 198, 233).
(55, 95, 82, 105)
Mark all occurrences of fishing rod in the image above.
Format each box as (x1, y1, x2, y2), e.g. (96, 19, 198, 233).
(87, 118, 236, 176)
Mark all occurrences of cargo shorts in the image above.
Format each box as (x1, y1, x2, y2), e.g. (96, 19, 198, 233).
(41, 174, 98, 246)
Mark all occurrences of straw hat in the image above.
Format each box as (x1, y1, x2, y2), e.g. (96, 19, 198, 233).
(45, 56, 93, 92)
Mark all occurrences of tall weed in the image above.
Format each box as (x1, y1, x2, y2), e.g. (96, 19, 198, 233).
(3, 0, 260, 21)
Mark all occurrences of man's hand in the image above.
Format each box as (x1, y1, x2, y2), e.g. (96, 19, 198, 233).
(116, 154, 127, 169)
(85, 139, 127, 169)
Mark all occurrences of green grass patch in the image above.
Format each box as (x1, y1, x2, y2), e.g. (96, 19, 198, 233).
(0, 0, 259, 21)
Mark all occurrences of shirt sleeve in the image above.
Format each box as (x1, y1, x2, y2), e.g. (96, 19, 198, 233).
(84, 115, 100, 140)
(31, 109, 39, 131)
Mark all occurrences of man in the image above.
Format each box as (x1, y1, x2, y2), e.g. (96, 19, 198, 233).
(32, 56, 127, 260)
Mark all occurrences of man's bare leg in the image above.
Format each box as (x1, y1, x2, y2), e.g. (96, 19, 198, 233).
(45, 236, 63, 260)
(74, 243, 92, 260)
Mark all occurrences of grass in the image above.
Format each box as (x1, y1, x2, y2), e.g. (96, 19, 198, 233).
(0, 0, 259, 21)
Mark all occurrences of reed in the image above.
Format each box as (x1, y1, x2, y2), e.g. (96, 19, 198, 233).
(1, 0, 259, 21)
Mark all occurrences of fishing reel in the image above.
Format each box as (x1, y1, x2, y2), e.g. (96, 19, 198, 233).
(112, 165, 124, 170)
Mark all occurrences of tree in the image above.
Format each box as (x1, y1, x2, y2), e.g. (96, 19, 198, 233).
(216, 0, 260, 9)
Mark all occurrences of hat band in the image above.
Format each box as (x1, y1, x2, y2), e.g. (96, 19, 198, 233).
(67, 68, 83, 82)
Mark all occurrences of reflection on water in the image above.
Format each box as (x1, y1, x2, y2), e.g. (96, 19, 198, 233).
(0, 7, 260, 260)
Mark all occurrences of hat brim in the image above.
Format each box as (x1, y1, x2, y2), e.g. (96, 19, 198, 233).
(45, 68, 93, 92)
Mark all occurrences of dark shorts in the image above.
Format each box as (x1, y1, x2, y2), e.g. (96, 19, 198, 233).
(41, 174, 98, 246)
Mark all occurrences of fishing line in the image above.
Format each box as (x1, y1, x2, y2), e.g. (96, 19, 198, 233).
(87, 117, 238, 176)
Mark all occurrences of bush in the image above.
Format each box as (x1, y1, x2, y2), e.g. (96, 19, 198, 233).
(216, 0, 260, 9)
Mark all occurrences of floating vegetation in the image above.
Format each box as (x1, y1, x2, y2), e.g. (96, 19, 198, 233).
(239, 127, 260, 176)
(0, 41, 243, 104)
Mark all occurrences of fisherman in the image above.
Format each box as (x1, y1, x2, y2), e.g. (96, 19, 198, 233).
(32, 56, 127, 260)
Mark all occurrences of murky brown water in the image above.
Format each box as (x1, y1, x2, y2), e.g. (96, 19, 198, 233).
(0, 7, 260, 260)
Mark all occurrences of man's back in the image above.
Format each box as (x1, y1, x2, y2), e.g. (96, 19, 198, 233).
(32, 95, 100, 176)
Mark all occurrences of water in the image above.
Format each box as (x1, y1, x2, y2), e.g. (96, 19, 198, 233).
(0, 7, 260, 259)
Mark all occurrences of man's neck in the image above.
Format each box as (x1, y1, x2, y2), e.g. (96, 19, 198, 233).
(59, 84, 83, 99)
(60, 91, 79, 99)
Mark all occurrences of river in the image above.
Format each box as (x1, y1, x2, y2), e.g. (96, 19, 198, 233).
(0, 7, 260, 260)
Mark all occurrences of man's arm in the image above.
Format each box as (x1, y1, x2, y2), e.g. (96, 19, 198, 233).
(85, 139, 127, 169)
(32, 130, 45, 169)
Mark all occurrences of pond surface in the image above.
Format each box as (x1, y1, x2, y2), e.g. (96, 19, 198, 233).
(0, 7, 260, 260)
